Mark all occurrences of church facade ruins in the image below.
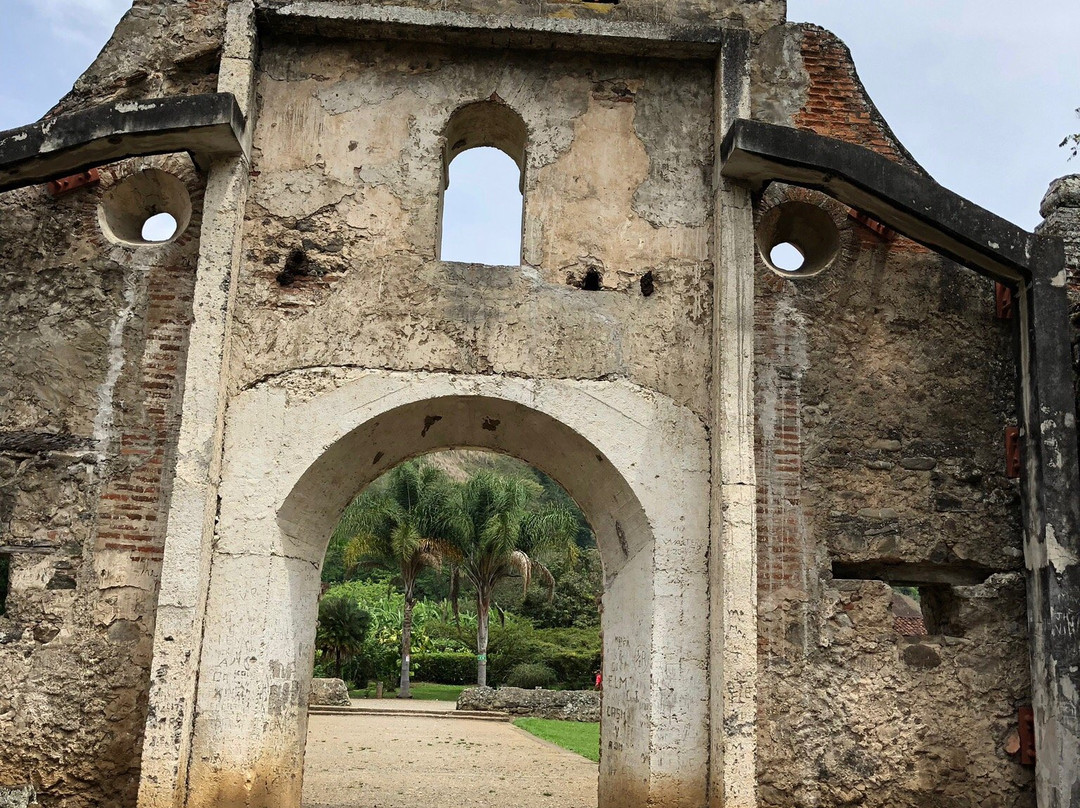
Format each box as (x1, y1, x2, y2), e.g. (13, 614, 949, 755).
(0, 1, 1078, 807)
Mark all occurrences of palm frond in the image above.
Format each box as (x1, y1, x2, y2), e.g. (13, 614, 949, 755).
(523, 506, 580, 567)
(509, 550, 532, 594)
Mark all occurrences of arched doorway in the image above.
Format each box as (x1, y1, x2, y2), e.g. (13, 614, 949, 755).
(182, 371, 709, 808)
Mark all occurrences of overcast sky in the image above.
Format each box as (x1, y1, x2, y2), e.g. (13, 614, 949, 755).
(1, 0, 1077, 257)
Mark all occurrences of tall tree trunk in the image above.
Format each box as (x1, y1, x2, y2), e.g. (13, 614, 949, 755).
(335, 647, 342, 680)
(476, 592, 490, 687)
(399, 590, 414, 699)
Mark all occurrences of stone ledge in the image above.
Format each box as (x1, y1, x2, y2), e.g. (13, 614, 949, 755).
(258, 2, 726, 59)
(0, 94, 246, 194)
(721, 117, 1063, 286)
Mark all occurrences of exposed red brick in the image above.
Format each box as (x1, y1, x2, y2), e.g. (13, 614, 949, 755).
(794, 25, 929, 255)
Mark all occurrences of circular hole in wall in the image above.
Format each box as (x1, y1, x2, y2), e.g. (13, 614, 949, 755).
(757, 200, 841, 278)
(99, 169, 192, 246)
(141, 212, 179, 242)
(769, 242, 806, 273)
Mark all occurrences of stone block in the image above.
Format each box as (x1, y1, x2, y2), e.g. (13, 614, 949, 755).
(309, 678, 351, 707)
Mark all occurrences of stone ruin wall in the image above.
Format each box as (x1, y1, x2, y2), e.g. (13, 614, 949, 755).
(750, 25, 1033, 807)
(0, 3, 225, 801)
(0, 153, 204, 806)
(0, 3, 1070, 807)
(1038, 175, 1080, 462)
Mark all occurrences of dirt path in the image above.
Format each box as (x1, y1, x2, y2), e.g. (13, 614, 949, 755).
(302, 707, 598, 808)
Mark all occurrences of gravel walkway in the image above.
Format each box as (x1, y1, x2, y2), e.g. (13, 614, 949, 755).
(302, 707, 598, 808)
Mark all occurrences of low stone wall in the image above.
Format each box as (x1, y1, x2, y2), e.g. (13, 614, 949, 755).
(457, 686, 600, 722)
(309, 678, 351, 707)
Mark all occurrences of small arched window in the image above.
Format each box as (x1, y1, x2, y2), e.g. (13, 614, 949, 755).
(439, 102, 526, 266)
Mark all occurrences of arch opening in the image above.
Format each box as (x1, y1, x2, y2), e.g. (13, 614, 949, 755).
(438, 102, 527, 266)
(756, 199, 841, 278)
(280, 397, 652, 807)
(304, 449, 604, 804)
(185, 377, 710, 808)
(278, 396, 649, 575)
(98, 168, 191, 246)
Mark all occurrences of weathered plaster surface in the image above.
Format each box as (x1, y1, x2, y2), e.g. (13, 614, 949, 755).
(231, 40, 715, 417)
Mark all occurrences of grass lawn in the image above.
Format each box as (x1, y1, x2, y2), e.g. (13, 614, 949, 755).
(408, 682, 467, 701)
(513, 718, 600, 763)
(348, 682, 467, 702)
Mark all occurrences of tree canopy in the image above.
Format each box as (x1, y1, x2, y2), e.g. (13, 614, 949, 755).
(338, 461, 457, 697)
(315, 596, 371, 680)
(444, 471, 580, 685)
(318, 451, 601, 691)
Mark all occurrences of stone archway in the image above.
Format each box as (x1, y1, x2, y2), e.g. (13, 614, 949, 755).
(181, 371, 710, 808)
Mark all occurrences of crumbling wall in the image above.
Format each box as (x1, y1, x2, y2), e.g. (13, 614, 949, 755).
(47, 1, 226, 118)
(751, 23, 1032, 808)
(230, 39, 715, 418)
(0, 155, 204, 807)
(1037, 175, 1080, 451)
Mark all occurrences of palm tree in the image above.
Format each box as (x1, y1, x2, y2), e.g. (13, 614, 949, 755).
(315, 597, 372, 680)
(445, 471, 579, 687)
(340, 460, 456, 698)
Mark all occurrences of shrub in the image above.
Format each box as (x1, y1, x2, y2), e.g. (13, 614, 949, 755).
(483, 619, 600, 688)
(504, 662, 558, 689)
(341, 645, 399, 689)
(413, 652, 475, 685)
(540, 650, 600, 690)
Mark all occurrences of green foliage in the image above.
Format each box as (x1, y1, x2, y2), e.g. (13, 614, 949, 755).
(513, 719, 600, 763)
(320, 578, 600, 689)
(327, 581, 472, 655)
(322, 451, 598, 586)
(329, 461, 462, 699)
(504, 662, 558, 689)
(518, 548, 602, 628)
(412, 652, 476, 685)
(445, 470, 582, 684)
(322, 580, 474, 687)
(485, 617, 600, 689)
(315, 597, 372, 679)
(323, 477, 389, 585)
(892, 585, 920, 601)
(318, 450, 604, 690)
(338, 461, 457, 601)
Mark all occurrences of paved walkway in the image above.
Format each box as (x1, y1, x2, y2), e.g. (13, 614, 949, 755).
(302, 701, 598, 808)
